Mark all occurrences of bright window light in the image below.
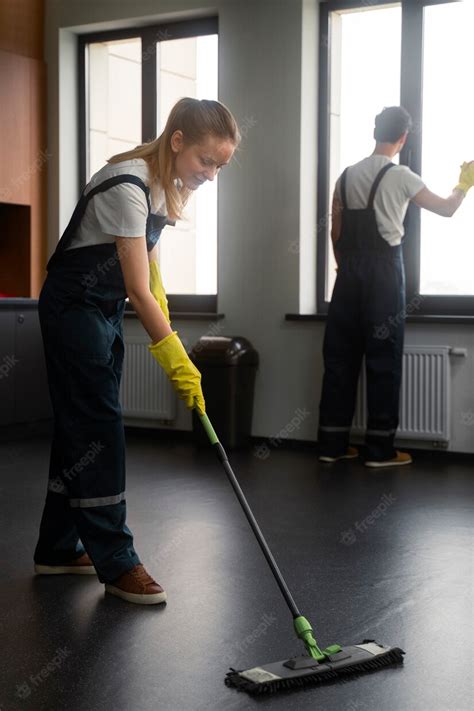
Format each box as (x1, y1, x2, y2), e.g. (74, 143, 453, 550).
(327, 5, 402, 301)
(157, 34, 218, 295)
(420, 1, 474, 296)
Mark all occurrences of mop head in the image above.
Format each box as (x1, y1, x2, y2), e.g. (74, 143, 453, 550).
(225, 639, 405, 695)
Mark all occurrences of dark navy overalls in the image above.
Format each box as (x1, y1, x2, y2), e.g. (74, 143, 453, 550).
(34, 174, 172, 583)
(318, 162, 406, 461)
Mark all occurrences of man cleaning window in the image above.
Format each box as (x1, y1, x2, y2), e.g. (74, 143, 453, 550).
(317, 106, 474, 468)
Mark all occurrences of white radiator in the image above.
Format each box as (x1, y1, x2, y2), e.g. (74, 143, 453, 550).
(352, 346, 451, 442)
(119, 339, 177, 421)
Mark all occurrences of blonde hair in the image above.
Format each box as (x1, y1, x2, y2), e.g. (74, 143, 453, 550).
(107, 97, 241, 221)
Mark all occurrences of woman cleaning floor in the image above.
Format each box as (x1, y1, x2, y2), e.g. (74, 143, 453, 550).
(33, 97, 240, 604)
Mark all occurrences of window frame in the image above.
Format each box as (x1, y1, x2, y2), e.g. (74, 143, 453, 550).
(317, 0, 472, 317)
(78, 16, 219, 314)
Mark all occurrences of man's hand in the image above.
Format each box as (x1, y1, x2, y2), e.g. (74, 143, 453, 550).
(455, 160, 474, 195)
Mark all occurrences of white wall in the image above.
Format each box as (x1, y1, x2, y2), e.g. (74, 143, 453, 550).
(45, 0, 474, 454)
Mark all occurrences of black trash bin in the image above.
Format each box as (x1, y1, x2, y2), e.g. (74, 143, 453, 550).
(190, 336, 259, 449)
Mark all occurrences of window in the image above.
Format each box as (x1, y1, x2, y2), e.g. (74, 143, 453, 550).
(79, 18, 219, 313)
(420, 2, 474, 296)
(318, 0, 473, 316)
(86, 38, 142, 179)
(156, 35, 218, 295)
(324, 3, 401, 301)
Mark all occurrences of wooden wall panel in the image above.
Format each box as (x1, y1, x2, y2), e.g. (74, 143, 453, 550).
(0, 0, 44, 59)
(0, 0, 47, 298)
(0, 50, 32, 206)
(29, 57, 48, 296)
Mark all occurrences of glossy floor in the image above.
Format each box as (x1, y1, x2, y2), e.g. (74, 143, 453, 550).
(1, 430, 472, 711)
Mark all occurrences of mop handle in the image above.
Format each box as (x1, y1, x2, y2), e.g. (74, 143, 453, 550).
(198, 411, 301, 619)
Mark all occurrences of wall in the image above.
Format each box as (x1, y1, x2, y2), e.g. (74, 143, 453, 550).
(0, 0, 47, 297)
(44, 0, 474, 454)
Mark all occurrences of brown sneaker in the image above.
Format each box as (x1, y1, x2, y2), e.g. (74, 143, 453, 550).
(364, 450, 413, 468)
(104, 564, 167, 605)
(319, 446, 359, 463)
(34, 553, 96, 575)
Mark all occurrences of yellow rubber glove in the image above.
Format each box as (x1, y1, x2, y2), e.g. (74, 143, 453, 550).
(148, 331, 206, 415)
(149, 260, 170, 324)
(455, 160, 474, 195)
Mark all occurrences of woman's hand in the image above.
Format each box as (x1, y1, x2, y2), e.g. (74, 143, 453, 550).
(148, 331, 206, 415)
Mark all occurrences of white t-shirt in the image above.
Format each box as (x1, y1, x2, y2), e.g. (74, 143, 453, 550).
(334, 155, 425, 246)
(64, 158, 168, 251)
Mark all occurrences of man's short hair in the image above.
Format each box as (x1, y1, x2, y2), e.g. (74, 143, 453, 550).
(374, 106, 413, 143)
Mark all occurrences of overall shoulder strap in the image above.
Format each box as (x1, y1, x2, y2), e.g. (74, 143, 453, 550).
(86, 174, 152, 212)
(49, 175, 152, 263)
(366, 162, 395, 208)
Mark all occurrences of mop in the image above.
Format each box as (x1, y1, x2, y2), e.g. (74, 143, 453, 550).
(198, 412, 404, 695)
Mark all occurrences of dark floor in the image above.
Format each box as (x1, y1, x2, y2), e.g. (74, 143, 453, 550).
(1, 430, 473, 711)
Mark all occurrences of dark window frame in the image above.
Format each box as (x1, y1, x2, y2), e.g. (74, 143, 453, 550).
(78, 16, 219, 314)
(318, 0, 472, 317)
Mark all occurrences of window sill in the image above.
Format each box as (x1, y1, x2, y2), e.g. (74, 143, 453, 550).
(285, 313, 474, 325)
(124, 308, 225, 321)
(0, 299, 225, 321)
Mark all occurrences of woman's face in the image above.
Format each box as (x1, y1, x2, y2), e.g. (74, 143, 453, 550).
(170, 131, 236, 190)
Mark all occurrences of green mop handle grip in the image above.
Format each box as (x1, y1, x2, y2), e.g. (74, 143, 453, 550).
(198, 412, 219, 445)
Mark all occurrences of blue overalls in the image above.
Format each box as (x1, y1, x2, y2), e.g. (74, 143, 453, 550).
(34, 174, 172, 583)
(318, 162, 406, 462)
